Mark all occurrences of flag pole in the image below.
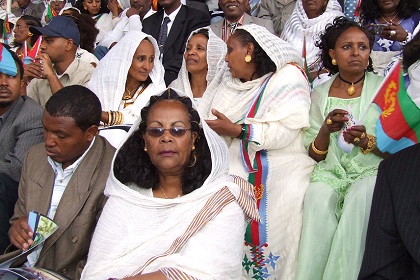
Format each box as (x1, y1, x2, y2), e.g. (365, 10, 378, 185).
(6, 0, 11, 13)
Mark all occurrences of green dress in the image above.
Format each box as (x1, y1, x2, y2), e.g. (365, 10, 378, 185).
(295, 72, 384, 280)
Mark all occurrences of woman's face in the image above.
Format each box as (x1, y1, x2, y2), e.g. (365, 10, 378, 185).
(377, 0, 400, 13)
(329, 27, 371, 75)
(225, 33, 254, 80)
(13, 19, 30, 44)
(83, 0, 101, 15)
(127, 39, 155, 83)
(143, 100, 198, 176)
(303, 0, 326, 19)
(51, 0, 66, 13)
(184, 33, 208, 76)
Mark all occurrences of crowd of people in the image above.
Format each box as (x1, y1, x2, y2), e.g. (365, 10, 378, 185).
(0, 0, 420, 279)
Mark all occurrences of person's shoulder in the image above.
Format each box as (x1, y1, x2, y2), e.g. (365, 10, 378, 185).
(183, 4, 210, 19)
(26, 142, 47, 159)
(381, 143, 420, 170)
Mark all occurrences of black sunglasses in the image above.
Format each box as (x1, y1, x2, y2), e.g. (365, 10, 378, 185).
(145, 127, 192, 137)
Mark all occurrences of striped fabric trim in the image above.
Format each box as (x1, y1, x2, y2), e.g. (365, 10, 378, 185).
(231, 175, 260, 222)
(160, 267, 199, 280)
(126, 187, 236, 278)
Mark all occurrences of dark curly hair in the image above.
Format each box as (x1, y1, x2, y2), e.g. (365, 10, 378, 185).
(191, 28, 209, 40)
(62, 9, 99, 53)
(114, 88, 212, 195)
(316, 16, 375, 75)
(403, 31, 420, 71)
(10, 15, 41, 48)
(360, 0, 418, 23)
(233, 29, 276, 78)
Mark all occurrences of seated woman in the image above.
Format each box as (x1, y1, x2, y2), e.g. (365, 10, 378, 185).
(88, 31, 165, 146)
(198, 24, 315, 279)
(281, 0, 343, 86)
(360, 0, 420, 75)
(88, 30, 165, 124)
(81, 88, 259, 279)
(75, 0, 122, 46)
(295, 17, 387, 280)
(170, 27, 227, 103)
(403, 30, 420, 106)
(11, 15, 42, 62)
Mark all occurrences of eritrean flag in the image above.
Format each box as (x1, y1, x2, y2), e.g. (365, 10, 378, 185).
(46, 3, 58, 20)
(371, 60, 420, 154)
(23, 36, 43, 65)
(2, 14, 12, 44)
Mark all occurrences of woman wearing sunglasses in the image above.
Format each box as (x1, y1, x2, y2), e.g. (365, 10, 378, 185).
(88, 30, 165, 127)
(81, 88, 259, 279)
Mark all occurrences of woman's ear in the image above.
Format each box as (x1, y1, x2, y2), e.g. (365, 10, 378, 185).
(247, 43, 255, 56)
(328, 49, 335, 61)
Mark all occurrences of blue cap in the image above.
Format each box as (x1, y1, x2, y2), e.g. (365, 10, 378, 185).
(30, 16, 80, 46)
(0, 44, 18, 76)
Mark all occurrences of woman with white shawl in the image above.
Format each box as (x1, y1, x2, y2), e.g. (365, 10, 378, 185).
(281, 0, 343, 86)
(81, 88, 259, 280)
(88, 30, 165, 126)
(169, 27, 227, 103)
(198, 24, 315, 280)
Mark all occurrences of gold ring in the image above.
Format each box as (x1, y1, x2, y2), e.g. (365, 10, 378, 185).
(361, 132, 366, 139)
(354, 137, 360, 144)
(326, 118, 332, 125)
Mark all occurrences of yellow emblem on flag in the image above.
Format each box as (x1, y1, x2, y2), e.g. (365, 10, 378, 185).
(382, 80, 397, 118)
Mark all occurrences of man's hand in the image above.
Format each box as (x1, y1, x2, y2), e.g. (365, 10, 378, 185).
(9, 217, 34, 251)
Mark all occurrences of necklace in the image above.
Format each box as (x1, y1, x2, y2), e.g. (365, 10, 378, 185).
(159, 185, 182, 199)
(122, 84, 142, 100)
(381, 13, 398, 23)
(338, 73, 365, 96)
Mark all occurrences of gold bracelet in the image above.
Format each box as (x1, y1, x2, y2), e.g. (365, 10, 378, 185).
(311, 139, 328, 155)
(360, 134, 376, 154)
(106, 111, 112, 126)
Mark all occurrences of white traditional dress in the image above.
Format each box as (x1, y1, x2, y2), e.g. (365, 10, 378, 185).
(88, 30, 166, 125)
(81, 89, 260, 280)
(198, 24, 315, 280)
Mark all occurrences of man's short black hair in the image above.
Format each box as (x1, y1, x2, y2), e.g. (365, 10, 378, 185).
(45, 85, 102, 131)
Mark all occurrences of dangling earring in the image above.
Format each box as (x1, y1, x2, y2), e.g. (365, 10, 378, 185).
(332, 59, 337, 65)
(187, 152, 197, 167)
(28, 31, 33, 37)
(144, 146, 147, 152)
(245, 54, 252, 63)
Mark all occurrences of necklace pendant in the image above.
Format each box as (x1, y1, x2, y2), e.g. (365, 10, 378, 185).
(347, 84, 356, 96)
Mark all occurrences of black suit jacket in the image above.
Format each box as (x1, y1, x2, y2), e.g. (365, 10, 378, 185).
(142, 5, 210, 85)
(358, 144, 420, 280)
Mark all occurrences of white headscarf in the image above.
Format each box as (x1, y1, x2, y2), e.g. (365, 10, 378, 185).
(169, 27, 227, 100)
(281, 0, 344, 69)
(81, 89, 259, 280)
(88, 31, 165, 124)
(199, 24, 304, 120)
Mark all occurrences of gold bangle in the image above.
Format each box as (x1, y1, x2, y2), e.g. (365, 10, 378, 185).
(106, 111, 112, 126)
(311, 139, 328, 155)
(360, 134, 376, 154)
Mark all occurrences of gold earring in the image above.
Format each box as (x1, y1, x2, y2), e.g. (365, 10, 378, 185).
(192, 145, 195, 151)
(144, 146, 147, 152)
(187, 153, 197, 168)
(332, 59, 337, 65)
(245, 54, 252, 63)
(28, 31, 33, 37)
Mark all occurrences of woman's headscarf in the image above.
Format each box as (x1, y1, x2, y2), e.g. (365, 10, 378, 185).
(81, 89, 259, 279)
(281, 0, 344, 68)
(169, 27, 227, 100)
(88, 30, 165, 113)
(199, 24, 304, 118)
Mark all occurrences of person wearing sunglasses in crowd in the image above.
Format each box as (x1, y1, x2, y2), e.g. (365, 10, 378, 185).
(81, 88, 259, 279)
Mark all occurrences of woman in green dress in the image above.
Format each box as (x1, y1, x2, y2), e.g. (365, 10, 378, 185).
(295, 16, 388, 280)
